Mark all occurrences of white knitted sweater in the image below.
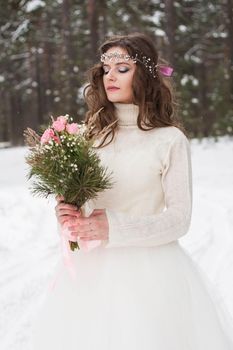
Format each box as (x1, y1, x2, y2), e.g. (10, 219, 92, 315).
(85, 102, 193, 248)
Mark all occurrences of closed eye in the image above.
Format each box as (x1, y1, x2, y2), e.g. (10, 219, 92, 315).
(103, 67, 130, 74)
(119, 67, 129, 73)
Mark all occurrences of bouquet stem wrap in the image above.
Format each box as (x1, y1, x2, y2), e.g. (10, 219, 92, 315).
(24, 114, 113, 289)
(50, 203, 102, 290)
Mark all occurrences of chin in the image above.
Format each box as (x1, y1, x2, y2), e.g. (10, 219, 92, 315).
(107, 96, 131, 103)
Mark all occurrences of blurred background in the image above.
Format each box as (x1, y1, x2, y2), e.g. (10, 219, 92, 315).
(0, 1, 233, 349)
(0, 0, 233, 146)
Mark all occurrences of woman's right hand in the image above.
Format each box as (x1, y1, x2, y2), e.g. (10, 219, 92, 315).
(55, 195, 81, 227)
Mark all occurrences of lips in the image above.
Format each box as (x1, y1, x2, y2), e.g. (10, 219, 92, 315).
(107, 86, 120, 91)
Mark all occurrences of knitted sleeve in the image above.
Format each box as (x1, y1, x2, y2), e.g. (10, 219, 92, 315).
(105, 131, 192, 248)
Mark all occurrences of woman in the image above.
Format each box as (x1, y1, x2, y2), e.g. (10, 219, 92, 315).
(32, 33, 233, 349)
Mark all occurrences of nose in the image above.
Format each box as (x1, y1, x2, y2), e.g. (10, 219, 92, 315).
(106, 68, 117, 81)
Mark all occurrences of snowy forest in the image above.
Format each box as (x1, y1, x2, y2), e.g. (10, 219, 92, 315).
(0, 0, 233, 145)
(1, 2, 233, 349)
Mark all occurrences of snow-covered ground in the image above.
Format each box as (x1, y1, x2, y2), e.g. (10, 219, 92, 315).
(0, 137, 233, 349)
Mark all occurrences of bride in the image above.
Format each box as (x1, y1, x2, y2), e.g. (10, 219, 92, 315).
(32, 32, 233, 349)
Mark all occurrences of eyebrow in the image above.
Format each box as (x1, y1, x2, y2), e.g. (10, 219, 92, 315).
(102, 62, 132, 67)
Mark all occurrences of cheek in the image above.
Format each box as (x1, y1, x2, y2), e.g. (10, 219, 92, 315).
(103, 76, 109, 94)
(102, 76, 107, 88)
(124, 74, 134, 94)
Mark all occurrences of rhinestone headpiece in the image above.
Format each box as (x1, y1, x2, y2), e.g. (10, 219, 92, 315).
(100, 52, 173, 78)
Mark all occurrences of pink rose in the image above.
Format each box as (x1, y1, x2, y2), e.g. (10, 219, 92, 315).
(52, 119, 66, 132)
(41, 128, 55, 144)
(57, 116, 68, 124)
(66, 123, 79, 134)
(53, 135, 61, 144)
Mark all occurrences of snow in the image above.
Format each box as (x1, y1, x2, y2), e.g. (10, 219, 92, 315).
(25, 0, 46, 13)
(152, 11, 163, 26)
(191, 97, 199, 103)
(155, 28, 165, 37)
(0, 137, 233, 349)
(190, 54, 202, 63)
(212, 31, 227, 39)
(0, 148, 59, 350)
(15, 78, 31, 91)
(180, 74, 199, 86)
(178, 24, 187, 32)
(11, 20, 29, 42)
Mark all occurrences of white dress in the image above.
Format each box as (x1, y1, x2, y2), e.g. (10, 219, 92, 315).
(31, 103, 233, 349)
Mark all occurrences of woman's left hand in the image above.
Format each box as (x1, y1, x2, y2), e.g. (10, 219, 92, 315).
(66, 209, 109, 241)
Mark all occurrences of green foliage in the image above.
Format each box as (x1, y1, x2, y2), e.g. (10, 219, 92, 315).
(26, 132, 113, 208)
(0, 0, 232, 143)
(24, 118, 113, 251)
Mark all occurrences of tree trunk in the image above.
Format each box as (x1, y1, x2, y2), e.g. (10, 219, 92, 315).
(35, 49, 44, 125)
(62, 0, 78, 117)
(9, 92, 24, 145)
(42, 9, 55, 115)
(226, 0, 233, 101)
(197, 62, 211, 137)
(87, 0, 99, 62)
(99, 0, 107, 42)
(0, 90, 9, 142)
(164, 0, 176, 66)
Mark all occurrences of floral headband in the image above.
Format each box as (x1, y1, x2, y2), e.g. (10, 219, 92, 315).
(100, 52, 174, 78)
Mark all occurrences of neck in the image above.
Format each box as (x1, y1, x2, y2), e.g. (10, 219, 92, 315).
(114, 102, 139, 126)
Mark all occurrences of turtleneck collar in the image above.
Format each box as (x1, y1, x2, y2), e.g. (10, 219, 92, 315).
(114, 103, 139, 126)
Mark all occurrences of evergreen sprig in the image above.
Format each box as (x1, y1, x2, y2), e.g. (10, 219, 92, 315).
(24, 115, 113, 251)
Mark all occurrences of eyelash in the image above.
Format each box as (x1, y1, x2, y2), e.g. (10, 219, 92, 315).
(103, 67, 129, 75)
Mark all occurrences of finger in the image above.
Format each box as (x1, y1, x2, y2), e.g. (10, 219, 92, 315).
(75, 220, 97, 235)
(56, 195, 65, 202)
(56, 203, 79, 211)
(91, 209, 104, 216)
(67, 225, 78, 231)
(57, 209, 80, 217)
(60, 217, 70, 226)
(58, 214, 80, 227)
(75, 217, 93, 225)
(70, 231, 78, 238)
(65, 215, 79, 226)
(73, 227, 91, 235)
(80, 236, 99, 241)
(56, 205, 81, 216)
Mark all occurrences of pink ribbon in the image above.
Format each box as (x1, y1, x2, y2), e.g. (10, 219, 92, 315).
(159, 65, 174, 77)
(49, 221, 101, 291)
(49, 202, 102, 291)
(60, 226, 78, 280)
(61, 225, 101, 278)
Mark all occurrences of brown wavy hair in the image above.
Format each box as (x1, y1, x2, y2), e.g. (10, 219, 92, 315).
(84, 32, 185, 148)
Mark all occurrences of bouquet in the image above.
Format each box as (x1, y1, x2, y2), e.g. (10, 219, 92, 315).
(24, 114, 113, 252)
